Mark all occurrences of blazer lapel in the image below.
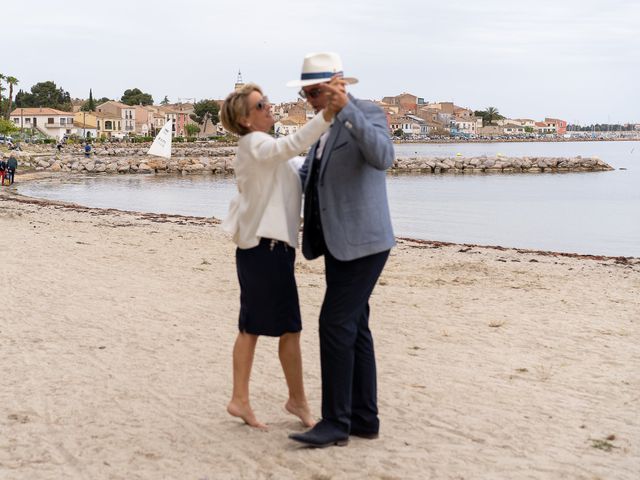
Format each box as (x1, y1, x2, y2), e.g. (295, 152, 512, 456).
(319, 123, 341, 181)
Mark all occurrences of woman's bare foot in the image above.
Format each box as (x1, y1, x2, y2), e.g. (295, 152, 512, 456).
(285, 399, 316, 428)
(227, 400, 267, 429)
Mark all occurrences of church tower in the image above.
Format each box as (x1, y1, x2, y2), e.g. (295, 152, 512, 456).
(234, 70, 245, 91)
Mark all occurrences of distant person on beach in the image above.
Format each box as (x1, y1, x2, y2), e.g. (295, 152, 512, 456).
(220, 78, 346, 429)
(84, 143, 92, 157)
(0, 156, 6, 185)
(287, 52, 395, 448)
(56, 141, 63, 152)
(6, 154, 17, 185)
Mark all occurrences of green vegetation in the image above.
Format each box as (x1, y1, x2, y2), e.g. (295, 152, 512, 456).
(0, 118, 19, 136)
(474, 107, 505, 126)
(2, 75, 19, 118)
(190, 100, 220, 136)
(131, 136, 154, 143)
(81, 89, 96, 112)
(185, 123, 200, 137)
(14, 81, 72, 111)
(120, 88, 154, 106)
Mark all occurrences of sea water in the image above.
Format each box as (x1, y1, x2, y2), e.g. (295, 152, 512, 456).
(19, 141, 640, 257)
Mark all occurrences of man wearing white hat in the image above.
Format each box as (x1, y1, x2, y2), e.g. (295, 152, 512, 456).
(288, 52, 395, 448)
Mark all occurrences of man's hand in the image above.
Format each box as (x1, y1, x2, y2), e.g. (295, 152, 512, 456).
(320, 76, 348, 121)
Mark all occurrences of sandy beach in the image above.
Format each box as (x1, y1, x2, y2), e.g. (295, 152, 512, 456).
(1, 177, 639, 480)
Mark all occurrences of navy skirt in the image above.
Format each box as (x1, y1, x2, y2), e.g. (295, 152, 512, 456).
(235, 238, 302, 337)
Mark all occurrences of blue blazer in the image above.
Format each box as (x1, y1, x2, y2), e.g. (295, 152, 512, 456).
(300, 95, 396, 261)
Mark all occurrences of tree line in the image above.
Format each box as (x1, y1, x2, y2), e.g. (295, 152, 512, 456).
(0, 76, 220, 137)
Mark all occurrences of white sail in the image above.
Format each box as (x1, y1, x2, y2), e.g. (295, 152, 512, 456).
(147, 120, 173, 159)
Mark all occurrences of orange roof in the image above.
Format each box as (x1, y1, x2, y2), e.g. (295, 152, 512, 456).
(10, 107, 72, 116)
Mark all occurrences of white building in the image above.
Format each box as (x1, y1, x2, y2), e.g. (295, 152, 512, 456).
(274, 118, 304, 136)
(503, 124, 527, 135)
(10, 108, 76, 139)
(453, 117, 477, 136)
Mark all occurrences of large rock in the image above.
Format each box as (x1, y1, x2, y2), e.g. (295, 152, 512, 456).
(146, 159, 168, 170)
(184, 163, 205, 173)
(137, 163, 153, 173)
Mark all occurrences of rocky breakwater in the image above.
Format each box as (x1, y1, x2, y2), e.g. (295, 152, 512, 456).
(14, 150, 614, 175)
(14, 146, 236, 175)
(392, 155, 614, 173)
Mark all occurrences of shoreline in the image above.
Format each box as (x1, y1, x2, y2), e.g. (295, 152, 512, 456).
(3, 173, 636, 261)
(394, 137, 640, 144)
(1, 188, 638, 479)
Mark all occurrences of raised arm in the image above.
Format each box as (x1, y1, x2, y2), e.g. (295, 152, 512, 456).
(334, 97, 394, 170)
(248, 111, 330, 164)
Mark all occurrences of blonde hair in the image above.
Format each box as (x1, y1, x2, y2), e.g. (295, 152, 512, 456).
(220, 83, 263, 136)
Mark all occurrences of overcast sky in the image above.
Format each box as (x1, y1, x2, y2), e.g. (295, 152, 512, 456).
(5, 0, 639, 124)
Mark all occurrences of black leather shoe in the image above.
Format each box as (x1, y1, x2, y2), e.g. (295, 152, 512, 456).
(288, 421, 349, 448)
(349, 429, 379, 439)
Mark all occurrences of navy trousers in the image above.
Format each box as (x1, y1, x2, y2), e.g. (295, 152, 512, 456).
(319, 249, 390, 434)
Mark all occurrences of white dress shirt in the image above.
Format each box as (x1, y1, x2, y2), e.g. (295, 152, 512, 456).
(222, 112, 331, 249)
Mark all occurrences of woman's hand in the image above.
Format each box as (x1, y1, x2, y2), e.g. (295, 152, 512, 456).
(321, 76, 348, 121)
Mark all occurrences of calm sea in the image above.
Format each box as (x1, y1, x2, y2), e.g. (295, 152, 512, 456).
(18, 141, 640, 257)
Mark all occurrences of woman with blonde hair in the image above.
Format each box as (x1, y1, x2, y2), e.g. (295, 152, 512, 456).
(221, 78, 344, 429)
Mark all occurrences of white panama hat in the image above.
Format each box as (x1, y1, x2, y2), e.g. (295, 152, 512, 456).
(286, 52, 358, 88)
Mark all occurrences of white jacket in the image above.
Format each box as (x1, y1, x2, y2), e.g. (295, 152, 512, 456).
(222, 112, 331, 249)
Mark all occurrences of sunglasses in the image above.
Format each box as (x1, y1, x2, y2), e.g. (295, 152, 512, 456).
(298, 88, 322, 100)
(251, 96, 270, 111)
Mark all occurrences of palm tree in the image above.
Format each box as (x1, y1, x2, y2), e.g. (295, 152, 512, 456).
(5, 76, 18, 119)
(0, 74, 5, 114)
(483, 106, 501, 126)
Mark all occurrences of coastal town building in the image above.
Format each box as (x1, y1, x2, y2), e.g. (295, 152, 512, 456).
(234, 71, 245, 92)
(96, 101, 136, 138)
(10, 108, 75, 140)
(535, 121, 555, 134)
(452, 117, 477, 136)
(544, 118, 567, 135)
(158, 103, 195, 137)
(510, 118, 536, 128)
(388, 114, 428, 136)
(133, 105, 156, 136)
(274, 117, 305, 136)
(427, 102, 455, 115)
(73, 111, 98, 138)
(453, 106, 474, 119)
(72, 118, 98, 139)
(375, 101, 399, 115)
(477, 125, 503, 136)
(80, 110, 126, 139)
(503, 124, 527, 136)
(381, 93, 424, 115)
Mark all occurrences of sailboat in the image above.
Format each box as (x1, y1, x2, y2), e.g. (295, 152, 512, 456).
(147, 120, 173, 159)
